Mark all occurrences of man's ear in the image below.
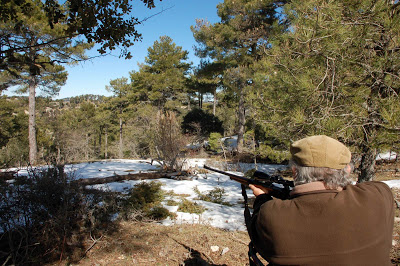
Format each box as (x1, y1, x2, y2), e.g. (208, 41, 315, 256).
(345, 164, 352, 174)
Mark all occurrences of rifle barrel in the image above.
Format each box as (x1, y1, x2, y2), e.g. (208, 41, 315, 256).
(203, 165, 270, 187)
(203, 165, 294, 200)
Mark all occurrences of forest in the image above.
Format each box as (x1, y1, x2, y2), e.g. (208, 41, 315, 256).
(1, 0, 399, 182)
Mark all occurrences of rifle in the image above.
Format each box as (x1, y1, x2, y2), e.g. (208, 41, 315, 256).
(203, 165, 294, 200)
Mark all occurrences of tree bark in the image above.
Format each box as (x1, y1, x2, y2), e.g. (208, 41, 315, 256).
(358, 146, 376, 182)
(85, 133, 89, 161)
(199, 92, 203, 109)
(28, 77, 37, 165)
(105, 127, 108, 159)
(57, 147, 61, 163)
(119, 117, 123, 158)
(213, 88, 217, 115)
(237, 85, 245, 154)
(98, 127, 102, 157)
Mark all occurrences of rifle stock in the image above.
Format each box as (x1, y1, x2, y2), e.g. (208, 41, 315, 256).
(203, 165, 294, 199)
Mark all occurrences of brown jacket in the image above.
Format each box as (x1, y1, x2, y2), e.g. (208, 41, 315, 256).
(249, 181, 395, 266)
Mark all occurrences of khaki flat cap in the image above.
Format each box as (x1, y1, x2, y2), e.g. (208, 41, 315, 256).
(290, 135, 351, 169)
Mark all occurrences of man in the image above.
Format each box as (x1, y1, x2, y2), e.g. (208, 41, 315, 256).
(249, 135, 395, 265)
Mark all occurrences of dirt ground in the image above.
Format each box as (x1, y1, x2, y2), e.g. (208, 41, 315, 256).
(63, 222, 259, 266)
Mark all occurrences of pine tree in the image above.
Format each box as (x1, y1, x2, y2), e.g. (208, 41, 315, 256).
(106, 77, 131, 158)
(130, 36, 191, 111)
(0, 0, 90, 165)
(191, 0, 288, 153)
(1, 0, 161, 71)
(252, 0, 400, 181)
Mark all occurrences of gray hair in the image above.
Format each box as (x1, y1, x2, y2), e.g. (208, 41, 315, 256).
(289, 160, 353, 189)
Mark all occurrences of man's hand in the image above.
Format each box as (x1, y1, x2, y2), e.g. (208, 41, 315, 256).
(249, 184, 274, 197)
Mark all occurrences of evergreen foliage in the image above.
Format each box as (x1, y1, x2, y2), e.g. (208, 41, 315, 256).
(192, 0, 288, 153)
(121, 181, 173, 221)
(251, 0, 400, 181)
(130, 36, 191, 111)
(208, 132, 223, 152)
(181, 108, 224, 137)
(0, 0, 92, 165)
(0, 0, 160, 74)
(177, 198, 206, 214)
(193, 186, 232, 206)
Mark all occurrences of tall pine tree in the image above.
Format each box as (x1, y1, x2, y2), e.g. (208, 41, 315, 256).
(252, 0, 400, 181)
(192, 0, 288, 152)
(0, 0, 90, 164)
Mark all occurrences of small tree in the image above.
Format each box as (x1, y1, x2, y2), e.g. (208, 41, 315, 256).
(154, 111, 190, 171)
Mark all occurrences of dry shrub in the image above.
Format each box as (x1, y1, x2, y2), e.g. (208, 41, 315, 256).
(154, 111, 192, 171)
(0, 166, 118, 265)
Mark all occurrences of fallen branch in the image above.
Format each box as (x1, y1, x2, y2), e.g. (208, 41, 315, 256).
(73, 171, 190, 186)
(84, 234, 103, 257)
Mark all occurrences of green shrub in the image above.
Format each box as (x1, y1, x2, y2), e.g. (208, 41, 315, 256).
(121, 181, 174, 221)
(166, 199, 179, 206)
(193, 186, 232, 206)
(148, 206, 172, 220)
(124, 181, 164, 209)
(208, 132, 223, 152)
(177, 198, 206, 214)
(258, 144, 290, 163)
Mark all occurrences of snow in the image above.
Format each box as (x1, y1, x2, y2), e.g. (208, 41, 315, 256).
(376, 151, 397, 161)
(74, 159, 250, 231)
(4, 158, 400, 231)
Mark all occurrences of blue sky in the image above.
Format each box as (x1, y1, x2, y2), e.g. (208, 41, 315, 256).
(56, 0, 223, 99)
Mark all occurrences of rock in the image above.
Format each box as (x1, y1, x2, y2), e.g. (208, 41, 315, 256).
(211, 246, 219, 252)
(221, 247, 230, 255)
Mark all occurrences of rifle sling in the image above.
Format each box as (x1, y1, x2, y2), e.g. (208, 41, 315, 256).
(241, 184, 264, 266)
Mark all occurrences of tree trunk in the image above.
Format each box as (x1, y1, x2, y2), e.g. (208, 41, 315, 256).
(213, 88, 217, 115)
(98, 127, 102, 158)
(28, 78, 37, 165)
(358, 146, 376, 182)
(105, 127, 108, 159)
(237, 85, 245, 154)
(85, 133, 89, 160)
(199, 92, 203, 109)
(57, 147, 61, 163)
(119, 117, 123, 158)
(358, 96, 380, 182)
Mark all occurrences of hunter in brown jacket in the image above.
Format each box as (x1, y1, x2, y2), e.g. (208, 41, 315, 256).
(249, 135, 395, 266)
